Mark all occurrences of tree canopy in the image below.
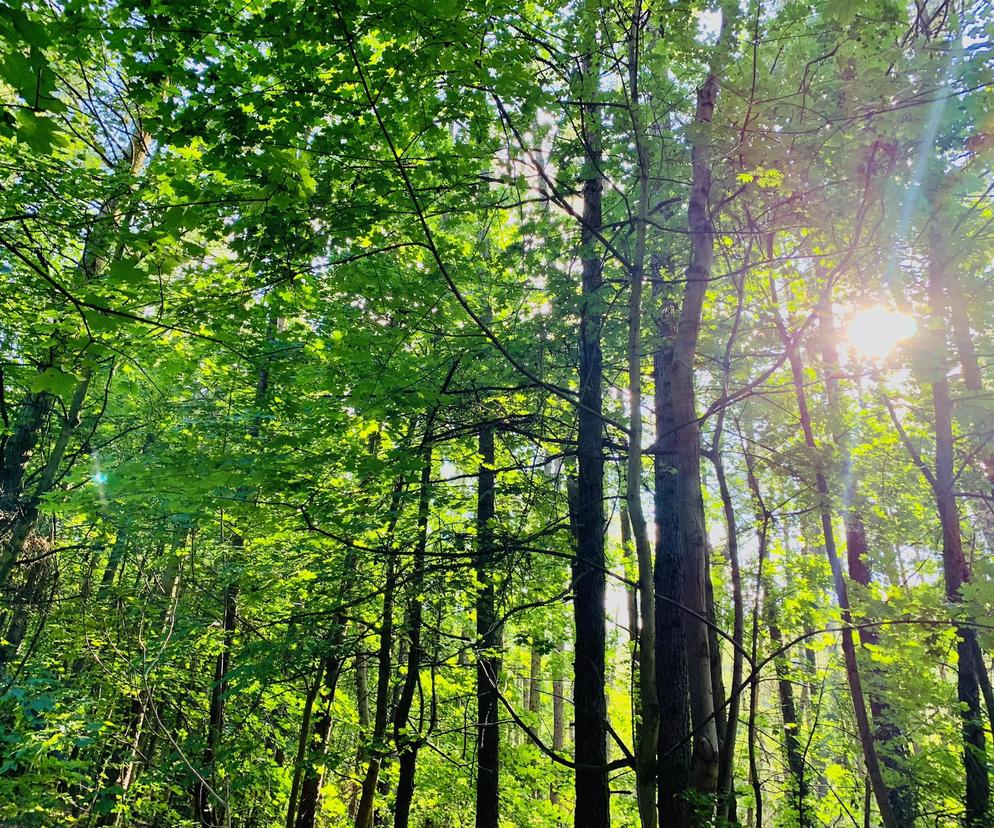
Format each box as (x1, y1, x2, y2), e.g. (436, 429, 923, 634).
(1, 0, 993, 826)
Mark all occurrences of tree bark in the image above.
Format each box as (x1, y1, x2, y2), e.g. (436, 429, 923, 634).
(625, 9, 660, 824)
(475, 426, 500, 828)
(294, 655, 345, 828)
(572, 23, 610, 827)
(391, 446, 433, 828)
(659, 6, 738, 800)
(926, 228, 990, 826)
(783, 336, 899, 828)
(194, 558, 238, 828)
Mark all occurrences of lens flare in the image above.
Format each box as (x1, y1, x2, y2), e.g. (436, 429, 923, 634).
(846, 306, 917, 360)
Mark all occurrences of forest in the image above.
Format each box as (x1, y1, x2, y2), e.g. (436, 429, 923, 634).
(1, 0, 993, 826)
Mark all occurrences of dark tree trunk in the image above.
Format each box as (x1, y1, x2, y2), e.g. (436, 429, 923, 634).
(475, 426, 501, 828)
(194, 564, 238, 828)
(391, 445, 434, 828)
(354, 558, 395, 828)
(653, 284, 692, 828)
(656, 3, 734, 808)
(766, 598, 808, 825)
(927, 226, 990, 826)
(294, 655, 344, 828)
(572, 35, 609, 828)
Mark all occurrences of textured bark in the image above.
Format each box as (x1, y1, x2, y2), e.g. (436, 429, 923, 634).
(656, 6, 739, 805)
(572, 27, 610, 828)
(626, 9, 660, 825)
(475, 426, 500, 828)
(653, 283, 692, 828)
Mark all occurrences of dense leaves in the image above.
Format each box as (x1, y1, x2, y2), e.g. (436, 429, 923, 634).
(1, 0, 993, 826)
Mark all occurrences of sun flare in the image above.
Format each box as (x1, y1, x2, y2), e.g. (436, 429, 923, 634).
(846, 306, 918, 360)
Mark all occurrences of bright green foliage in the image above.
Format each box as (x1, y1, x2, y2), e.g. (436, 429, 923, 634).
(1, 0, 993, 826)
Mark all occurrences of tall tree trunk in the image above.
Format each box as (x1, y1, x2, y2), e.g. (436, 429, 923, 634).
(926, 229, 990, 826)
(659, 6, 738, 802)
(766, 598, 808, 826)
(625, 8, 660, 825)
(294, 656, 345, 828)
(783, 336, 899, 828)
(475, 426, 501, 828)
(0, 127, 148, 589)
(354, 558, 395, 828)
(391, 446, 433, 828)
(286, 664, 324, 828)
(708, 266, 745, 820)
(819, 301, 916, 825)
(653, 275, 692, 828)
(572, 23, 610, 828)
(194, 558, 238, 828)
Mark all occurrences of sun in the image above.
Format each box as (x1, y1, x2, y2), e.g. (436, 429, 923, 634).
(846, 306, 918, 360)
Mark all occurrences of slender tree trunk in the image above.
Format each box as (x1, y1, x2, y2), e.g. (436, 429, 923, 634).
(97, 530, 129, 601)
(349, 654, 371, 819)
(354, 558, 395, 828)
(819, 301, 916, 825)
(625, 9, 660, 825)
(926, 229, 990, 826)
(573, 24, 609, 828)
(295, 656, 344, 828)
(391, 446, 433, 828)
(475, 426, 500, 828)
(784, 338, 899, 828)
(710, 451, 743, 820)
(766, 598, 807, 823)
(286, 665, 323, 828)
(194, 560, 238, 828)
(551, 643, 565, 807)
(740, 438, 770, 828)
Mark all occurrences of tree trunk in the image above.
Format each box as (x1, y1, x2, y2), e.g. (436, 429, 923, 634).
(551, 643, 566, 807)
(710, 452, 742, 821)
(656, 7, 739, 807)
(286, 664, 323, 828)
(927, 228, 990, 826)
(294, 656, 345, 828)
(784, 338, 899, 828)
(819, 301, 916, 825)
(766, 596, 808, 825)
(653, 273, 692, 828)
(391, 447, 432, 828)
(572, 24, 610, 828)
(476, 426, 501, 828)
(194, 560, 238, 828)
(625, 9, 660, 824)
(354, 558, 395, 828)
